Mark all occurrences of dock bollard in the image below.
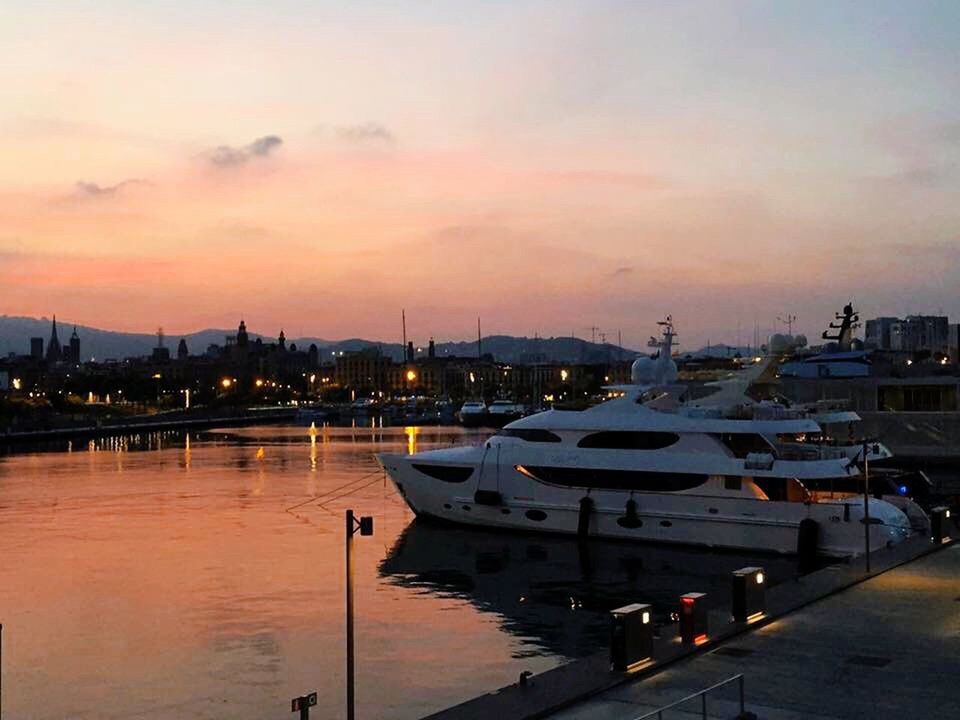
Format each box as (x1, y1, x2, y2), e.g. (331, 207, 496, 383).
(732, 567, 765, 623)
(610, 603, 653, 670)
(930, 506, 951, 545)
(679, 592, 708, 645)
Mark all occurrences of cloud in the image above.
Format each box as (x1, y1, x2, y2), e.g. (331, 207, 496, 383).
(207, 135, 283, 167)
(73, 179, 147, 198)
(608, 266, 634, 277)
(335, 123, 395, 145)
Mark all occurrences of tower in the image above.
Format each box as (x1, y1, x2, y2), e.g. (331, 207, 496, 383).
(45, 315, 62, 362)
(177, 338, 189, 360)
(278, 330, 286, 350)
(69, 326, 80, 363)
(237, 319, 249, 347)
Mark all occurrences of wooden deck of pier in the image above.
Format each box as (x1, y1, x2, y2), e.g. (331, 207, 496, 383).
(548, 543, 960, 720)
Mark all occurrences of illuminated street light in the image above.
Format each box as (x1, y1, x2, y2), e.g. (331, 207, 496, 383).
(12, 378, 22, 390)
(221, 378, 233, 389)
(560, 369, 569, 382)
(255, 379, 264, 388)
(406, 369, 417, 382)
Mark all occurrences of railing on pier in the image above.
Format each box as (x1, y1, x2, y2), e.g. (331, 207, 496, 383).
(631, 673, 745, 720)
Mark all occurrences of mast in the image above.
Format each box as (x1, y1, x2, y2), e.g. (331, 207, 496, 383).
(402, 309, 407, 363)
(477, 316, 482, 359)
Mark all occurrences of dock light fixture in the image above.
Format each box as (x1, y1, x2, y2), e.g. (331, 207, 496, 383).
(930, 506, 951, 545)
(732, 567, 766, 623)
(679, 592, 708, 645)
(610, 603, 654, 670)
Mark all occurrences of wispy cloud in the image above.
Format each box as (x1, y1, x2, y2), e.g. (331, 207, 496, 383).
(207, 135, 283, 167)
(608, 266, 634, 277)
(334, 123, 395, 145)
(73, 179, 147, 198)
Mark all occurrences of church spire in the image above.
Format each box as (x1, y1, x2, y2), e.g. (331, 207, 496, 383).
(46, 315, 62, 362)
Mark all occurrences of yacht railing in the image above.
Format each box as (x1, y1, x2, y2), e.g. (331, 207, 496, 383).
(630, 673, 745, 720)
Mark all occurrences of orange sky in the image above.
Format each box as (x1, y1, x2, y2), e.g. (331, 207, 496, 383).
(1, 1, 958, 348)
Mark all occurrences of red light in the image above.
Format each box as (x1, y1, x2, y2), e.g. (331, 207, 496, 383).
(694, 634, 708, 645)
(682, 597, 695, 605)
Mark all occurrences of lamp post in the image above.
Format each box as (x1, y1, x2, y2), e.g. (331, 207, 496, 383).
(345, 509, 373, 720)
(862, 439, 871, 573)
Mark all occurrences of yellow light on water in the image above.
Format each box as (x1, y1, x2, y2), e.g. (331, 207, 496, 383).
(405, 426, 419, 455)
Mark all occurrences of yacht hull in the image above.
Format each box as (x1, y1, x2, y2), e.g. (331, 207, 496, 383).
(378, 449, 915, 558)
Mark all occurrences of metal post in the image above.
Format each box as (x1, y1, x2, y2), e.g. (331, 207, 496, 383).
(300, 702, 309, 720)
(346, 509, 355, 720)
(738, 674, 745, 714)
(863, 440, 871, 573)
(701, 691, 707, 719)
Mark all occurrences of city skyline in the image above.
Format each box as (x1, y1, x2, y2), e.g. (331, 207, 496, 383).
(2, 1, 958, 348)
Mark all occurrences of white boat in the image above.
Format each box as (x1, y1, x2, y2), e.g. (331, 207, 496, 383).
(379, 318, 926, 558)
(486, 400, 527, 428)
(457, 401, 488, 428)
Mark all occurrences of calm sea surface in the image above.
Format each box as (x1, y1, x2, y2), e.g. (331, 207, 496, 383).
(0, 424, 800, 719)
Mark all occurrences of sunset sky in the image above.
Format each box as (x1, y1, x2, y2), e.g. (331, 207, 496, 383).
(1, 0, 958, 349)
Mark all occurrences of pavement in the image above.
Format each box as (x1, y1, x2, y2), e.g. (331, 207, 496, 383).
(548, 543, 960, 720)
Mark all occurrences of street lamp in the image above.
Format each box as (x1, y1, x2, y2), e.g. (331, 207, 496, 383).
(345, 509, 373, 720)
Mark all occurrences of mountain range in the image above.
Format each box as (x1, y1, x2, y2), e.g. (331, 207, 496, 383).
(0, 315, 641, 365)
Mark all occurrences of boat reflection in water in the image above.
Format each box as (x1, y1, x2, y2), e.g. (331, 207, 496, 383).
(380, 518, 805, 660)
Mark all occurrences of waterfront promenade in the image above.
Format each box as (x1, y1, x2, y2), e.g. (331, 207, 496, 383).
(549, 543, 960, 720)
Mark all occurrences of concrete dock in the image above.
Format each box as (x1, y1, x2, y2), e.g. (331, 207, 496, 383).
(426, 532, 958, 720)
(550, 543, 960, 719)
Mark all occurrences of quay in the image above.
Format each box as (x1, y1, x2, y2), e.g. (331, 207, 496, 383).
(0, 407, 297, 445)
(426, 531, 958, 720)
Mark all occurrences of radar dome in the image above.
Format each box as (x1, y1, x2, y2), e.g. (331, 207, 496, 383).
(631, 356, 656, 383)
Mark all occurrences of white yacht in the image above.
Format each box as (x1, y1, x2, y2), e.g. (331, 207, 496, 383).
(486, 400, 527, 428)
(380, 319, 925, 558)
(457, 401, 488, 428)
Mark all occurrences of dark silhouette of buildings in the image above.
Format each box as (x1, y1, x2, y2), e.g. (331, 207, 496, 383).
(67, 326, 81, 363)
(30, 337, 43, 359)
(177, 338, 189, 360)
(46, 316, 62, 362)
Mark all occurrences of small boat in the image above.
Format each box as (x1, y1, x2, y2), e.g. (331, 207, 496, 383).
(457, 401, 488, 428)
(486, 400, 527, 428)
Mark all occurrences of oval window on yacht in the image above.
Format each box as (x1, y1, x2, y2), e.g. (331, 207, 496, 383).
(411, 464, 474, 483)
(499, 428, 562, 443)
(577, 431, 679, 450)
(516, 465, 706, 492)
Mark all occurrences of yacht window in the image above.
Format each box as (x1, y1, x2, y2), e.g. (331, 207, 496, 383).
(718, 433, 776, 459)
(577, 431, 679, 450)
(515, 465, 706, 492)
(499, 428, 562, 443)
(724, 476, 742, 491)
(411, 464, 474, 483)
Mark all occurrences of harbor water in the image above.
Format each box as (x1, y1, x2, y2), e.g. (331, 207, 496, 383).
(0, 425, 801, 719)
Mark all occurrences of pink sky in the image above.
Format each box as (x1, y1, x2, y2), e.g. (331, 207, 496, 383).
(1, 1, 958, 349)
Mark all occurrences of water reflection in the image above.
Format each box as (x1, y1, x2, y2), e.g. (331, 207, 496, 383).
(380, 519, 802, 660)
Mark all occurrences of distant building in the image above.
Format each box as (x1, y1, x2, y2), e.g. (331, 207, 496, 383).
(45, 316, 62, 362)
(68, 326, 80, 363)
(950, 324, 959, 365)
(177, 338, 189, 360)
(890, 316, 949, 355)
(30, 337, 43, 359)
(865, 317, 898, 350)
